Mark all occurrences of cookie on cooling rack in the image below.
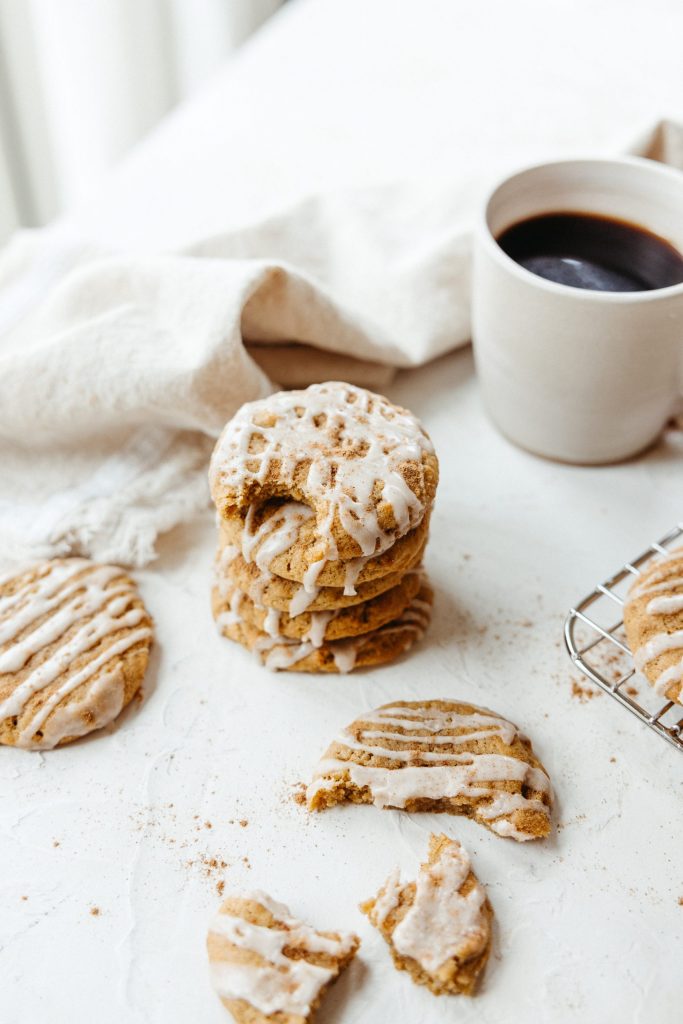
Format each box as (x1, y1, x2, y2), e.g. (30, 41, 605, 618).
(624, 547, 683, 705)
(217, 499, 431, 592)
(209, 382, 439, 568)
(307, 699, 553, 840)
(207, 891, 360, 1023)
(361, 834, 493, 997)
(214, 582, 433, 673)
(0, 558, 153, 750)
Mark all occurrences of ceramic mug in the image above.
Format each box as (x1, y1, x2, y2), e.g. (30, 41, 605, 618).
(472, 157, 683, 464)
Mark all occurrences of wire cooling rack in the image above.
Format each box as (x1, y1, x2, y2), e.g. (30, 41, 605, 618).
(564, 522, 683, 753)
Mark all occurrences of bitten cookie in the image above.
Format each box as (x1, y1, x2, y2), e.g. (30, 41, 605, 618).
(209, 382, 439, 570)
(215, 582, 433, 673)
(624, 547, 683, 704)
(212, 568, 422, 645)
(307, 699, 552, 840)
(361, 834, 493, 996)
(218, 500, 431, 593)
(207, 891, 360, 1024)
(0, 558, 153, 749)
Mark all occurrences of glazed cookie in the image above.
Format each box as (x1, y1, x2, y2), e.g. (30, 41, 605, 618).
(0, 558, 152, 750)
(216, 541, 425, 615)
(215, 584, 433, 673)
(361, 834, 493, 996)
(218, 499, 430, 592)
(209, 382, 439, 568)
(307, 699, 552, 841)
(207, 891, 360, 1023)
(624, 547, 683, 704)
(212, 569, 423, 645)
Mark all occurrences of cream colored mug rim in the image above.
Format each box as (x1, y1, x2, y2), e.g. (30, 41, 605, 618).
(480, 156, 683, 304)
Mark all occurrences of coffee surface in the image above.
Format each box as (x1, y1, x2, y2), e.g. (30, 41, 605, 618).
(497, 211, 683, 292)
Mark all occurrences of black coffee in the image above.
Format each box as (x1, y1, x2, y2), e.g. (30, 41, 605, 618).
(496, 211, 683, 292)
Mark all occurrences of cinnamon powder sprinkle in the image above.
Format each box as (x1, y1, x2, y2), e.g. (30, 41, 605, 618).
(571, 679, 600, 703)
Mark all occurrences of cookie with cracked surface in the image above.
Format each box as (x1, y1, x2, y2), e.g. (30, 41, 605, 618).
(215, 538, 425, 615)
(0, 558, 153, 750)
(212, 567, 423, 645)
(361, 834, 493, 996)
(215, 583, 433, 673)
(624, 547, 683, 704)
(217, 499, 430, 593)
(207, 890, 359, 1024)
(209, 382, 438, 568)
(307, 699, 552, 840)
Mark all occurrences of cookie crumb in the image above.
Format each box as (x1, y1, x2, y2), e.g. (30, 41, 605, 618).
(238, 819, 248, 828)
(90, 906, 100, 917)
(20, 895, 27, 901)
(292, 783, 307, 805)
(609, 757, 616, 763)
(678, 896, 683, 906)
(204, 821, 212, 829)
(216, 880, 225, 897)
(52, 840, 60, 848)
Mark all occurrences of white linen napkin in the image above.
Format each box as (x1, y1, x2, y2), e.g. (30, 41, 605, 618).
(0, 119, 680, 567)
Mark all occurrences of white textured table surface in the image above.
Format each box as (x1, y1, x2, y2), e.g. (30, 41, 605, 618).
(4, 0, 683, 1019)
(2, 349, 682, 1024)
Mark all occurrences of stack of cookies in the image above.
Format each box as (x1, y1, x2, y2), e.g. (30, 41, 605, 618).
(208, 381, 439, 673)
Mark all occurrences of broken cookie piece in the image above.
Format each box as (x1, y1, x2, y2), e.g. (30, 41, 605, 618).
(207, 890, 360, 1023)
(361, 833, 492, 996)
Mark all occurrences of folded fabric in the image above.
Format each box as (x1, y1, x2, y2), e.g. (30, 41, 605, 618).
(0, 119, 680, 566)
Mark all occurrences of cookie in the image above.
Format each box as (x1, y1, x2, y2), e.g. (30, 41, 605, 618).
(207, 891, 360, 1023)
(624, 547, 683, 704)
(212, 568, 423, 645)
(216, 541, 425, 615)
(0, 558, 153, 749)
(361, 834, 493, 996)
(209, 382, 439, 569)
(215, 583, 433, 673)
(218, 499, 430, 592)
(307, 699, 552, 840)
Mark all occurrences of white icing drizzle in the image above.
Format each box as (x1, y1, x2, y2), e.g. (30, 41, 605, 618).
(241, 502, 314, 572)
(0, 560, 151, 749)
(626, 550, 683, 607)
(633, 628, 683, 695)
(31, 665, 125, 750)
(288, 583, 319, 617)
(343, 557, 367, 597)
(304, 610, 335, 649)
(262, 607, 281, 639)
(308, 702, 552, 840)
(371, 867, 403, 925)
(210, 383, 434, 564)
(218, 545, 239, 570)
(646, 593, 683, 615)
(208, 890, 356, 1017)
(302, 557, 326, 594)
(374, 839, 488, 975)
